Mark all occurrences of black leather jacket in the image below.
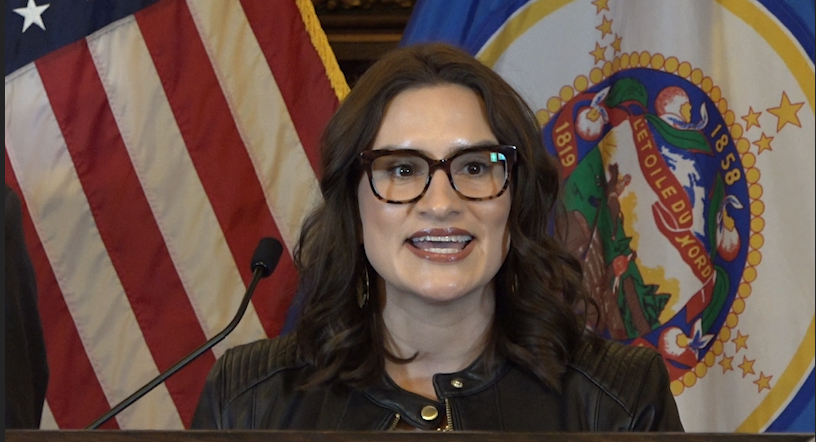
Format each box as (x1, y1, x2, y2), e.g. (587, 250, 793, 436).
(192, 334, 683, 431)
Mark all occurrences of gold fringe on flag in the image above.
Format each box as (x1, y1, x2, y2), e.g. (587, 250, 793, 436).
(295, 0, 351, 100)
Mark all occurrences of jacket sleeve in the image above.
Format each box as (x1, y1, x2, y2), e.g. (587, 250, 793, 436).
(629, 349, 684, 431)
(567, 337, 685, 431)
(190, 336, 300, 429)
(191, 353, 227, 429)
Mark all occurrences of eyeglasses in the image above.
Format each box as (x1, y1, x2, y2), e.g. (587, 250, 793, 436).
(360, 145, 517, 204)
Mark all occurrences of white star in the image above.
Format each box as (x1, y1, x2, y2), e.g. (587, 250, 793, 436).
(13, 0, 50, 33)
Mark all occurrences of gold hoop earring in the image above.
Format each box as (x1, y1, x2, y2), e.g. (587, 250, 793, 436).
(357, 264, 370, 308)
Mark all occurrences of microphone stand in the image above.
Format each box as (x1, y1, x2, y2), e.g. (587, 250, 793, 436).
(85, 265, 267, 429)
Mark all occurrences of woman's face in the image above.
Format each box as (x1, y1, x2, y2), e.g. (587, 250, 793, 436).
(358, 83, 512, 305)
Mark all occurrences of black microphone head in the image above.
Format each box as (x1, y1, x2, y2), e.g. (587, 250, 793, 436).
(251, 237, 283, 278)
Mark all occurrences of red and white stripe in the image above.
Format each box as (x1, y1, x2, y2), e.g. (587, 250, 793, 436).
(5, 0, 345, 429)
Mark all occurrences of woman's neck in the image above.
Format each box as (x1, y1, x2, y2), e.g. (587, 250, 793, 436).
(380, 287, 495, 400)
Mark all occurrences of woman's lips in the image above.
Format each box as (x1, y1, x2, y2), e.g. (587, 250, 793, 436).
(406, 231, 474, 262)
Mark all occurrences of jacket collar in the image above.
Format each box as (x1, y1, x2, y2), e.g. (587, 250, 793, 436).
(361, 350, 509, 429)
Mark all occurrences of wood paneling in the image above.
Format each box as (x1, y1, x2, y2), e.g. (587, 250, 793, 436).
(313, 0, 415, 85)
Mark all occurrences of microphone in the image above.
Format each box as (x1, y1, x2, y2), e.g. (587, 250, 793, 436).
(86, 237, 284, 429)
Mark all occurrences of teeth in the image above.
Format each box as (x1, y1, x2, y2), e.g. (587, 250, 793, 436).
(411, 235, 473, 243)
(426, 248, 460, 254)
(410, 235, 473, 254)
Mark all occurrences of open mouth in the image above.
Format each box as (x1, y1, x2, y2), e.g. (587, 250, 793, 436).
(408, 235, 473, 254)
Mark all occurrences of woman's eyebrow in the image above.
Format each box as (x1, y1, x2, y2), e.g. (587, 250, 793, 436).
(371, 141, 500, 158)
(445, 141, 501, 156)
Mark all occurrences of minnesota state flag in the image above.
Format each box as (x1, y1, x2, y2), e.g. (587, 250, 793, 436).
(403, 0, 815, 432)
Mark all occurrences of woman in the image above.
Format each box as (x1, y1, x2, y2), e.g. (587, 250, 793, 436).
(192, 43, 683, 431)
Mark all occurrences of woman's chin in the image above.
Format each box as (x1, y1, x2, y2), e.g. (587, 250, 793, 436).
(399, 281, 486, 306)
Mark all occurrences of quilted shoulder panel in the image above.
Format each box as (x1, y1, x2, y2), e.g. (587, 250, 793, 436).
(219, 333, 301, 401)
(568, 338, 662, 414)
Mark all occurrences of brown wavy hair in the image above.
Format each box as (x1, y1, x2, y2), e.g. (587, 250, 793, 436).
(293, 42, 594, 391)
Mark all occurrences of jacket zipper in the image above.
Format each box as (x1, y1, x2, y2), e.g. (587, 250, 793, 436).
(387, 413, 401, 430)
(441, 398, 454, 432)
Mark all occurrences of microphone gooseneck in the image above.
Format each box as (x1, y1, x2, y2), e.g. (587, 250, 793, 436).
(85, 237, 284, 429)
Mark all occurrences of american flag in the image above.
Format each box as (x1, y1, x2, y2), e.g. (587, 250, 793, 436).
(5, 0, 347, 429)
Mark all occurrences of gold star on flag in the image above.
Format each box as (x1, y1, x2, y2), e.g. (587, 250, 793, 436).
(719, 355, 734, 373)
(596, 16, 613, 38)
(753, 372, 773, 392)
(732, 330, 749, 352)
(753, 132, 774, 154)
(590, 42, 607, 64)
(767, 91, 804, 132)
(741, 107, 761, 130)
(611, 34, 623, 53)
(592, 0, 610, 13)
(739, 356, 756, 378)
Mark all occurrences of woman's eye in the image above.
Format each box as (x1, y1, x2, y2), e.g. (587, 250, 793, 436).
(464, 162, 489, 175)
(391, 164, 414, 177)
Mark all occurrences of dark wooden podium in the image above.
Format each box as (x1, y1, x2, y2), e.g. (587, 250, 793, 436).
(5, 431, 815, 442)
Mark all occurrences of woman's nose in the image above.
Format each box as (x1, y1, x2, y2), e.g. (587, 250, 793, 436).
(414, 169, 463, 218)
